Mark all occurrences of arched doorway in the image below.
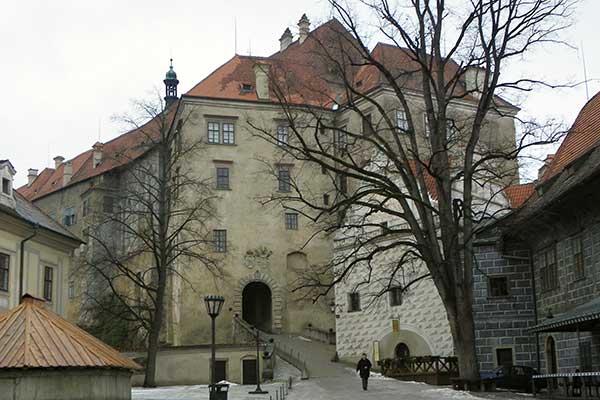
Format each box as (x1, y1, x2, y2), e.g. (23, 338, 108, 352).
(395, 342, 410, 358)
(242, 282, 272, 332)
(546, 336, 558, 373)
(395, 342, 410, 369)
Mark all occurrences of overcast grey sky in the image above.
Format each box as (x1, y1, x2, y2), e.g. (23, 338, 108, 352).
(2, 0, 599, 187)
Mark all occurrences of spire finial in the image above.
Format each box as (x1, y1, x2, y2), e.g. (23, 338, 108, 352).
(170, 58, 173, 68)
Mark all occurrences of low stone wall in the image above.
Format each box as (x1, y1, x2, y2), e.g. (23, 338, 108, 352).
(125, 344, 263, 386)
(0, 369, 132, 400)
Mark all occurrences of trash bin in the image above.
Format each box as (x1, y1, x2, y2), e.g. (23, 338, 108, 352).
(209, 383, 229, 400)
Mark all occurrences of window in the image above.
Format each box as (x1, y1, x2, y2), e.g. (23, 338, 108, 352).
(285, 213, 298, 230)
(389, 287, 403, 307)
(423, 114, 431, 137)
(0, 253, 9, 292)
(496, 348, 513, 367)
(572, 235, 584, 280)
(103, 196, 114, 214)
(213, 230, 227, 253)
(82, 198, 90, 217)
(216, 167, 230, 190)
(335, 129, 348, 152)
(240, 83, 253, 93)
(323, 194, 330, 205)
(396, 109, 408, 132)
(277, 126, 288, 146)
(63, 207, 76, 226)
(380, 221, 388, 235)
(338, 174, 348, 194)
(208, 121, 236, 145)
(489, 276, 509, 297)
(43, 266, 53, 301)
(222, 123, 235, 144)
(208, 122, 220, 144)
(348, 292, 361, 312)
(1, 178, 10, 195)
(362, 114, 374, 136)
(278, 167, 291, 192)
(540, 246, 558, 291)
(68, 280, 75, 299)
(581, 341, 593, 371)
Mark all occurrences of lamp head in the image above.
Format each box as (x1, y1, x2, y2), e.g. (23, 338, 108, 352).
(204, 295, 225, 317)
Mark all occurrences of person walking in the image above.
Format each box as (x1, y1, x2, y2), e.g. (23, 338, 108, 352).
(356, 353, 372, 391)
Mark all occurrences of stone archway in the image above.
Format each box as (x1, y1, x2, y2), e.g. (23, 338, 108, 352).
(242, 282, 272, 331)
(233, 271, 283, 333)
(546, 335, 558, 374)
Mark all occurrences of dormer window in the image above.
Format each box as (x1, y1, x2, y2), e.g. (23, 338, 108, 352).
(1, 178, 10, 195)
(240, 83, 253, 93)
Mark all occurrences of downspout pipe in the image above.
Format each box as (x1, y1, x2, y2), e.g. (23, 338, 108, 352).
(19, 223, 39, 301)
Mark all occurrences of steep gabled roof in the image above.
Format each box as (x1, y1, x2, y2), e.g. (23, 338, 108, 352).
(0, 295, 141, 370)
(18, 101, 179, 202)
(503, 183, 535, 209)
(540, 91, 600, 182)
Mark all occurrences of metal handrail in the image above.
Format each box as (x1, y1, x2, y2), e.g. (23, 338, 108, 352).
(232, 316, 310, 379)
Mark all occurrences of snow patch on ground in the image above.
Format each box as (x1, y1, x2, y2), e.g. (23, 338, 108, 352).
(297, 336, 312, 342)
(423, 388, 481, 399)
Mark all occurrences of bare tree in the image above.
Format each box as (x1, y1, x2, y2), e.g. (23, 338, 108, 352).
(79, 94, 219, 387)
(250, 0, 575, 380)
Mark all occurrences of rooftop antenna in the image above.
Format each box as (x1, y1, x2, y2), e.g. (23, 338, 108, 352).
(234, 17, 238, 55)
(581, 41, 590, 101)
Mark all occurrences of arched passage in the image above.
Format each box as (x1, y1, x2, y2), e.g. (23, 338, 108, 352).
(242, 282, 272, 332)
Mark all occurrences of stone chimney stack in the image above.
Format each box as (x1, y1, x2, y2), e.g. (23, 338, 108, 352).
(465, 66, 486, 97)
(279, 28, 293, 51)
(253, 63, 270, 100)
(92, 142, 104, 168)
(27, 169, 38, 187)
(53, 156, 65, 169)
(537, 154, 555, 180)
(298, 14, 310, 44)
(63, 161, 73, 186)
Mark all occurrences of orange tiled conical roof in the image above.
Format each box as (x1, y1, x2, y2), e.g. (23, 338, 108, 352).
(0, 295, 141, 370)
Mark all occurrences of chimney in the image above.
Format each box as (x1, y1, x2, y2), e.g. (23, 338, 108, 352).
(53, 156, 65, 169)
(279, 28, 293, 51)
(298, 14, 310, 44)
(465, 66, 486, 97)
(63, 161, 73, 186)
(27, 169, 38, 187)
(92, 142, 104, 168)
(537, 154, 555, 180)
(253, 63, 270, 100)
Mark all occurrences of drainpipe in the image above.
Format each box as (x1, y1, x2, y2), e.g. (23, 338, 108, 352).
(19, 223, 39, 301)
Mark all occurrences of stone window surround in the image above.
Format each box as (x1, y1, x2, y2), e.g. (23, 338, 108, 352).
(213, 160, 233, 191)
(538, 244, 558, 292)
(233, 271, 283, 333)
(571, 234, 585, 281)
(488, 275, 510, 298)
(213, 229, 227, 253)
(276, 164, 293, 193)
(493, 346, 515, 367)
(1, 177, 10, 195)
(347, 292, 361, 312)
(284, 212, 298, 230)
(205, 115, 238, 145)
(43, 265, 54, 302)
(0, 253, 9, 292)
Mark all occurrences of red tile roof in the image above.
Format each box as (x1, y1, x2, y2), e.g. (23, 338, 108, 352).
(0, 295, 141, 370)
(503, 183, 535, 209)
(541, 91, 600, 181)
(18, 102, 179, 201)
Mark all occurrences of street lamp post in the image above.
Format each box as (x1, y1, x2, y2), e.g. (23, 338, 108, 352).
(248, 326, 268, 394)
(204, 295, 225, 400)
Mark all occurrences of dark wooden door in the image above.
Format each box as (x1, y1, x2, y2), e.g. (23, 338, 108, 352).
(243, 359, 257, 385)
(215, 360, 227, 383)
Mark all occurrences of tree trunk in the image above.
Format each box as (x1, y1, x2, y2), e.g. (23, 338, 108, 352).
(447, 295, 480, 381)
(144, 283, 167, 387)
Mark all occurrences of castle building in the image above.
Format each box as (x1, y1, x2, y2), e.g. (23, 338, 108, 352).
(0, 160, 81, 316)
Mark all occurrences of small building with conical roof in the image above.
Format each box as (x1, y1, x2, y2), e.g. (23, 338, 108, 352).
(0, 294, 141, 400)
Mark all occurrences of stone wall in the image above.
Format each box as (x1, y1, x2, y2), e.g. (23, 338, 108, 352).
(473, 240, 537, 373)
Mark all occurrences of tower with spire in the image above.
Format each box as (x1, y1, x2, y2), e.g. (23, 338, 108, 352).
(164, 58, 179, 106)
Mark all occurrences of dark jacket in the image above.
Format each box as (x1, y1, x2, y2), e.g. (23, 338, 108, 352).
(356, 358, 372, 378)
